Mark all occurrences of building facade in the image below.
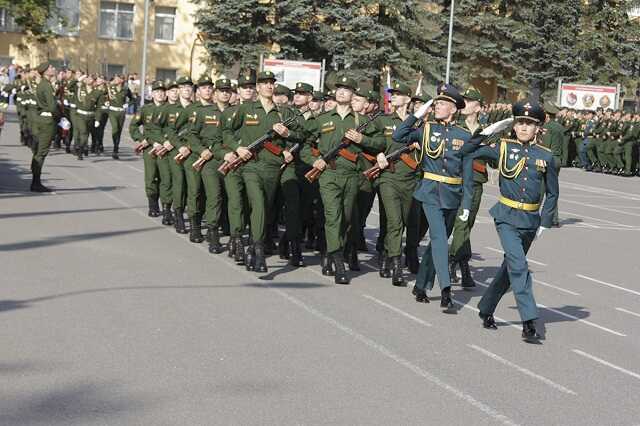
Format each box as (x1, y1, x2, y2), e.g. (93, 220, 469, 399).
(0, 0, 208, 80)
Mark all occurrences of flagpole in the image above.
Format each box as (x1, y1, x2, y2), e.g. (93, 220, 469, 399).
(445, 0, 455, 84)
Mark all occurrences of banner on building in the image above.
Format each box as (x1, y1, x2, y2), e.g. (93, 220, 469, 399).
(558, 83, 619, 111)
(261, 58, 324, 91)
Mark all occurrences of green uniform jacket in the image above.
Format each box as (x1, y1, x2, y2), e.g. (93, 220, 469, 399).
(541, 120, 564, 167)
(106, 83, 131, 109)
(306, 108, 384, 174)
(375, 112, 418, 184)
(184, 103, 223, 157)
(129, 102, 167, 143)
(35, 78, 58, 118)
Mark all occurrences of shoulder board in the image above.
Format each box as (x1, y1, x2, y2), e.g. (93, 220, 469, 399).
(500, 138, 520, 145)
(535, 144, 552, 153)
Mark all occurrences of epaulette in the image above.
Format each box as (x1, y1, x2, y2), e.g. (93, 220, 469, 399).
(500, 137, 521, 145)
(535, 143, 552, 153)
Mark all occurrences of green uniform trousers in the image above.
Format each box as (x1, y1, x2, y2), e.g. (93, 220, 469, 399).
(31, 116, 55, 173)
(93, 109, 109, 149)
(169, 153, 186, 210)
(319, 171, 359, 254)
(241, 166, 280, 244)
(450, 181, 483, 262)
(142, 148, 172, 202)
(108, 110, 126, 149)
(379, 179, 415, 257)
(280, 165, 302, 241)
(586, 139, 601, 165)
(224, 169, 246, 238)
(74, 113, 95, 150)
(184, 156, 223, 225)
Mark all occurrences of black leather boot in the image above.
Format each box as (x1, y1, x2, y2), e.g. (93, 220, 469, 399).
(459, 260, 476, 289)
(245, 244, 255, 271)
(321, 253, 334, 276)
(347, 245, 360, 271)
(228, 236, 237, 258)
(440, 287, 456, 313)
(449, 256, 459, 284)
(391, 256, 405, 287)
(412, 285, 429, 303)
(289, 240, 305, 267)
(189, 214, 204, 243)
(522, 320, 541, 343)
(479, 312, 498, 330)
(254, 243, 267, 273)
(207, 226, 222, 254)
(332, 252, 350, 285)
(278, 234, 289, 260)
(30, 168, 50, 193)
(112, 141, 119, 159)
(147, 196, 160, 217)
(379, 252, 391, 278)
(174, 209, 187, 234)
(76, 146, 83, 160)
(234, 237, 245, 264)
(161, 203, 174, 225)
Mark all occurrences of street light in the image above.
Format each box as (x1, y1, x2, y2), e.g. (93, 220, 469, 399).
(445, 0, 455, 84)
(140, 0, 151, 107)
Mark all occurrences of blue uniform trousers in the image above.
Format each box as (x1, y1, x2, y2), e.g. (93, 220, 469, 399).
(415, 205, 456, 292)
(478, 221, 539, 322)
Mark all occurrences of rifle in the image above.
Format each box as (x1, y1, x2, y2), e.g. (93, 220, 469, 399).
(362, 144, 416, 181)
(279, 142, 301, 171)
(304, 111, 383, 183)
(217, 107, 308, 176)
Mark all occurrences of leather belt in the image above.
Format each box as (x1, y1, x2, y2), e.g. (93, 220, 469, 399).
(499, 195, 540, 212)
(76, 109, 95, 116)
(39, 112, 52, 117)
(109, 106, 124, 112)
(422, 171, 462, 185)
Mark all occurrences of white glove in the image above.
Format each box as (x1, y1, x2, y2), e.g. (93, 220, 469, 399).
(459, 209, 470, 222)
(536, 226, 547, 239)
(413, 99, 434, 119)
(94, 120, 100, 128)
(481, 117, 514, 136)
(123, 103, 129, 110)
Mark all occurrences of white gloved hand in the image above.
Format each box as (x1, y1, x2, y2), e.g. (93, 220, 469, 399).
(94, 120, 100, 128)
(536, 226, 547, 239)
(459, 209, 470, 222)
(413, 99, 434, 119)
(481, 117, 514, 136)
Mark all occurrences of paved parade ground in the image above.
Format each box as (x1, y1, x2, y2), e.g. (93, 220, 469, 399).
(1, 109, 640, 425)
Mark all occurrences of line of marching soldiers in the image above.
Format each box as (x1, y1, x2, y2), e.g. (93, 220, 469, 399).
(131, 71, 559, 343)
(5, 66, 133, 162)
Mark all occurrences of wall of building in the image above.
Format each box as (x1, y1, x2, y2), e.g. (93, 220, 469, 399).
(0, 0, 208, 79)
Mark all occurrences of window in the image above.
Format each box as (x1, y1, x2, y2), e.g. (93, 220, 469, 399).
(156, 68, 176, 82)
(0, 8, 19, 32)
(106, 64, 125, 79)
(0, 56, 14, 67)
(99, 1, 134, 40)
(154, 6, 175, 42)
(47, 0, 80, 36)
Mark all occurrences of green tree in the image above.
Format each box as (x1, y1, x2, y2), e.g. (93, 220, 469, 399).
(0, 0, 60, 42)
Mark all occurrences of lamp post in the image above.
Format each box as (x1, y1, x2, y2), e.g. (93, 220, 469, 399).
(445, 0, 455, 84)
(139, 0, 151, 107)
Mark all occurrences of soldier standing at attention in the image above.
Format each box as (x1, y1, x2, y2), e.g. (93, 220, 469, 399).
(226, 71, 303, 273)
(162, 76, 194, 234)
(307, 77, 383, 284)
(106, 74, 133, 159)
(393, 84, 472, 310)
(30, 62, 58, 192)
(463, 101, 559, 344)
(129, 81, 168, 218)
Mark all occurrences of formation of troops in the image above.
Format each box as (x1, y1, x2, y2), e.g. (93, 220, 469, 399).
(16, 60, 629, 344)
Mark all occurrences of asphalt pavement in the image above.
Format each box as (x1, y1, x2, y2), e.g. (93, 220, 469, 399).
(1, 109, 639, 425)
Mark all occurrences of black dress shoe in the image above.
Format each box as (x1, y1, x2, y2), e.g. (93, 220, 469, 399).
(459, 260, 476, 289)
(522, 320, 541, 343)
(449, 257, 459, 284)
(440, 287, 456, 313)
(479, 312, 498, 330)
(412, 285, 429, 303)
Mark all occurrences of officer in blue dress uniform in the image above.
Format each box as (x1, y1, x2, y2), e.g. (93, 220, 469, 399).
(393, 84, 473, 311)
(462, 100, 559, 343)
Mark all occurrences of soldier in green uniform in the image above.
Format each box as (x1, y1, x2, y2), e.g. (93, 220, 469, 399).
(449, 87, 490, 288)
(70, 74, 103, 160)
(615, 113, 638, 177)
(586, 109, 608, 172)
(162, 76, 194, 233)
(182, 76, 226, 252)
(106, 74, 133, 159)
(372, 81, 419, 286)
(129, 81, 169, 218)
(225, 71, 304, 273)
(92, 75, 109, 155)
(31, 62, 58, 192)
(306, 76, 383, 284)
(220, 73, 256, 264)
(541, 102, 564, 227)
(273, 84, 291, 106)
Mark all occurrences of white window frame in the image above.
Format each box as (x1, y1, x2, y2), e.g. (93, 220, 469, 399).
(0, 8, 19, 32)
(99, 1, 135, 41)
(154, 6, 176, 43)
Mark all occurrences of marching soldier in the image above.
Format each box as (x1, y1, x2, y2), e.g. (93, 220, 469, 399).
(541, 102, 564, 227)
(106, 74, 133, 159)
(393, 84, 472, 310)
(225, 70, 303, 273)
(162, 76, 194, 233)
(31, 62, 58, 192)
(306, 76, 383, 284)
(462, 100, 559, 343)
(70, 74, 103, 160)
(129, 81, 169, 218)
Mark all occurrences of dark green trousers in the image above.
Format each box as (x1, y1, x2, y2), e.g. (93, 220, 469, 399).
(378, 179, 415, 257)
(318, 171, 359, 254)
(224, 169, 246, 238)
(241, 166, 280, 244)
(450, 181, 483, 262)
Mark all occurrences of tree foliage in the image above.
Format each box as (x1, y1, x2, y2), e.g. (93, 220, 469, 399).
(0, 0, 60, 42)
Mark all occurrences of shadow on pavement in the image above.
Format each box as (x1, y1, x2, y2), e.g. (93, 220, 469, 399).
(0, 227, 160, 251)
(0, 206, 141, 220)
(0, 156, 33, 194)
